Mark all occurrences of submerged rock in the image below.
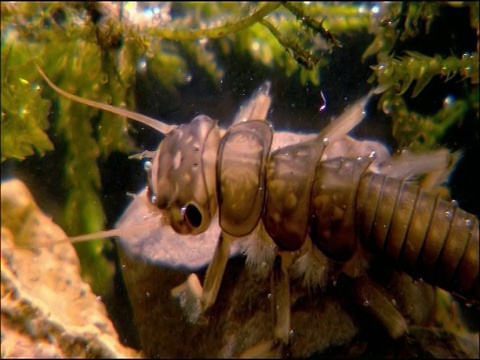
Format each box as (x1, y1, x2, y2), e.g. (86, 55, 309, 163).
(1, 179, 140, 358)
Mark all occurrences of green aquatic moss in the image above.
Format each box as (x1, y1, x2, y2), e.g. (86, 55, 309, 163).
(1, 45, 53, 162)
(379, 88, 469, 152)
(363, 2, 478, 152)
(370, 51, 479, 98)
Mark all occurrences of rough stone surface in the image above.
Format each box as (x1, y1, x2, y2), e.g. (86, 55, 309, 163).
(1, 179, 140, 358)
(118, 251, 359, 358)
(119, 244, 479, 358)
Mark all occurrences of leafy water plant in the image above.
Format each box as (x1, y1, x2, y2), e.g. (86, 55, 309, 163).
(371, 51, 478, 98)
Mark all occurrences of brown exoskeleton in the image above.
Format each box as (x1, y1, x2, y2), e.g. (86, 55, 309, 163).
(36, 65, 479, 357)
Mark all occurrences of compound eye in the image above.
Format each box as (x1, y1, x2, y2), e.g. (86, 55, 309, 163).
(183, 202, 203, 228)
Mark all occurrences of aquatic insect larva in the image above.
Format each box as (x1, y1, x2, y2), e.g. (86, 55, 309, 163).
(36, 65, 478, 356)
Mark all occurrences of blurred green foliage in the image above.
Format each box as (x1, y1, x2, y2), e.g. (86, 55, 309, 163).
(1, 2, 478, 293)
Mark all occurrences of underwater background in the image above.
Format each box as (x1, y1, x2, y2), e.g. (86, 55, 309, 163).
(1, 2, 479, 357)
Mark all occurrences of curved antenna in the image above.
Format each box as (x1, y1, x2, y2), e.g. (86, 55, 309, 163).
(35, 65, 176, 135)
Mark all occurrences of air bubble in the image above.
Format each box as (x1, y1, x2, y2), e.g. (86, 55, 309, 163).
(451, 199, 459, 206)
(150, 195, 157, 204)
(144, 160, 152, 172)
(443, 95, 455, 108)
(96, 296, 102, 301)
(465, 300, 475, 308)
(369, 150, 377, 160)
(465, 218, 473, 228)
(412, 278, 424, 285)
(267, 293, 272, 299)
(137, 57, 147, 72)
(322, 137, 330, 146)
(445, 210, 453, 220)
(146, 291, 150, 297)
(363, 300, 370, 307)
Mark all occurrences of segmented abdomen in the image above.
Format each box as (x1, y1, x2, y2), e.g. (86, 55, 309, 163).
(356, 172, 479, 302)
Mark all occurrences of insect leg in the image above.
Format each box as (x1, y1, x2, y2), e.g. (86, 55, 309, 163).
(238, 251, 294, 358)
(231, 81, 272, 124)
(170, 231, 234, 322)
(345, 275, 408, 339)
(318, 93, 373, 144)
(272, 251, 293, 344)
(201, 231, 234, 310)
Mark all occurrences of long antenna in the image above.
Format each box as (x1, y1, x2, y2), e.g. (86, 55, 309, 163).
(36, 65, 177, 135)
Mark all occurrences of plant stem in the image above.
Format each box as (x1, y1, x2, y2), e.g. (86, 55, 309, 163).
(151, 2, 282, 40)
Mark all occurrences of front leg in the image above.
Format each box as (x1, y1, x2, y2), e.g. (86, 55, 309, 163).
(202, 231, 234, 310)
(171, 231, 233, 322)
(240, 251, 294, 358)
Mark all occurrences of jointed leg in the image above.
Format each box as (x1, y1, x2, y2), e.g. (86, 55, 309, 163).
(272, 251, 294, 344)
(240, 251, 293, 358)
(171, 231, 233, 322)
(202, 231, 233, 310)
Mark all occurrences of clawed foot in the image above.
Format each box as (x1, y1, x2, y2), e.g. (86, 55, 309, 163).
(171, 273, 210, 325)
